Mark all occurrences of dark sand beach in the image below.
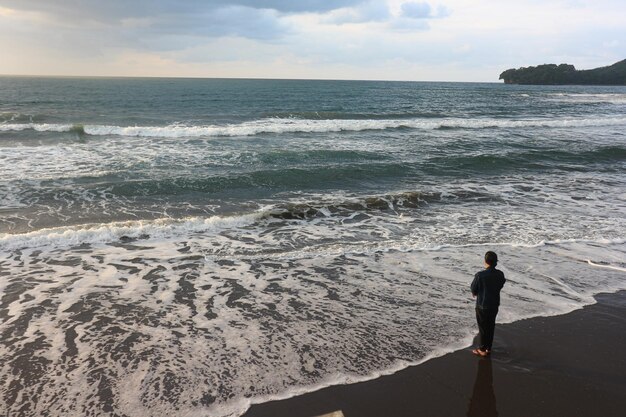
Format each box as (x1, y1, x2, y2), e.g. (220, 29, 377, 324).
(243, 291, 626, 417)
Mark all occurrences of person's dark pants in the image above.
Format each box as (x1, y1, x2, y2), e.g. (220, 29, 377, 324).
(475, 307, 499, 351)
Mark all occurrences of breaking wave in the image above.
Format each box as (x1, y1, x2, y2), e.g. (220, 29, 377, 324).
(3, 184, 622, 252)
(0, 190, 478, 250)
(0, 213, 265, 251)
(3, 116, 626, 138)
(545, 93, 626, 104)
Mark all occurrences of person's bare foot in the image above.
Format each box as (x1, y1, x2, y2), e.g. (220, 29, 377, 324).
(472, 348, 490, 357)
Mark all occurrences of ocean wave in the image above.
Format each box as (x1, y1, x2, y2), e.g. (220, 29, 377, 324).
(0, 213, 265, 251)
(0, 190, 467, 250)
(423, 145, 626, 174)
(0, 122, 80, 133)
(105, 163, 411, 197)
(266, 189, 503, 220)
(545, 93, 626, 104)
(260, 110, 447, 120)
(2, 197, 624, 252)
(0, 111, 56, 125)
(2, 116, 626, 138)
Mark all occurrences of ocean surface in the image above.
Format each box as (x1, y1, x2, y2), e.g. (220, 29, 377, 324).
(1, 77, 625, 416)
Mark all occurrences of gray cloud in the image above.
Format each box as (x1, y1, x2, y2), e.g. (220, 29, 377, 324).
(139, 6, 290, 41)
(388, 2, 450, 32)
(0, 1, 305, 43)
(325, 1, 391, 24)
(0, 0, 376, 43)
(234, 1, 366, 13)
(0, 1, 368, 20)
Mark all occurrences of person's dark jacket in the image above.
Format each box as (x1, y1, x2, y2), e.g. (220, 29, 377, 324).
(471, 267, 506, 309)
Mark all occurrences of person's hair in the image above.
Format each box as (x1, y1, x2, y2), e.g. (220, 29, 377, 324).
(484, 251, 498, 267)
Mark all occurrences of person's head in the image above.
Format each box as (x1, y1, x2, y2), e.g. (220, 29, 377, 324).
(484, 251, 498, 268)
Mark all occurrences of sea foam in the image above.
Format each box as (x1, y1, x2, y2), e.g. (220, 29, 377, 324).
(1, 234, 624, 417)
(0, 212, 265, 251)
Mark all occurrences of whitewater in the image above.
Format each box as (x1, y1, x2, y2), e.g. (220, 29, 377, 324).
(2, 115, 626, 138)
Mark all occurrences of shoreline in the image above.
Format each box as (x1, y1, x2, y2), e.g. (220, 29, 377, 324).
(243, 290, 626, 417)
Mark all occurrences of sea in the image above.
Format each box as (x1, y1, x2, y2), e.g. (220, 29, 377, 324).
(1, 77, 625, 417)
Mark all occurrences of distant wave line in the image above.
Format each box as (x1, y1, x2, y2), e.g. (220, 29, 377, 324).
(2, 116, 626, 138)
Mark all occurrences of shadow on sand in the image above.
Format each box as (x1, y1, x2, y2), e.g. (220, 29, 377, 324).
(467, 357, 498, 417)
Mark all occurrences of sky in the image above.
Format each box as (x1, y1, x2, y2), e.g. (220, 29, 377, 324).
(0, 0, 624, 81)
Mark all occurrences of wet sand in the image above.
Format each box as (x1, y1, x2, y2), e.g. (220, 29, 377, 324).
(243, 291, 626, 417)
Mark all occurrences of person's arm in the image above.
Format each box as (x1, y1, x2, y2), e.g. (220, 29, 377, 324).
(470, 273, 480, 297)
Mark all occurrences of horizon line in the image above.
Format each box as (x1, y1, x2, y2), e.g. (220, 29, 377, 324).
(0, 73, 501, 84)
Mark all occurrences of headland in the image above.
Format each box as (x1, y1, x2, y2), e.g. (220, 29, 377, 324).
(500, 59, 626, 85)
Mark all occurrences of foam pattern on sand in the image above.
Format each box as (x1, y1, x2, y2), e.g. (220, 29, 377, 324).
(1, 229, 625, 417)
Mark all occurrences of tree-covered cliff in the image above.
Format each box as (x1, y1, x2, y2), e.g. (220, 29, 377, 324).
(499, 59, 626, 85)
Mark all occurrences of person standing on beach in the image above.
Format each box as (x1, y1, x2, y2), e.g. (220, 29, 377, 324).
(471, 251, 506, 357)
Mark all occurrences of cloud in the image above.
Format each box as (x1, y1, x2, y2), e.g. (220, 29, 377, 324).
(234, 1, 367, 13)
(401, 2, 431, 18)
(0, 1, 296, 43)
(0, 1, 450, 43)
(0, 1, 370, 20)
(152, 6, 289, 41)
(0, 1, 375, 43)
(400, 2, 450, 19)
(324, 1, 391, 24)
(385, 2, 450, 32)
(323, 1, 451, 26)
